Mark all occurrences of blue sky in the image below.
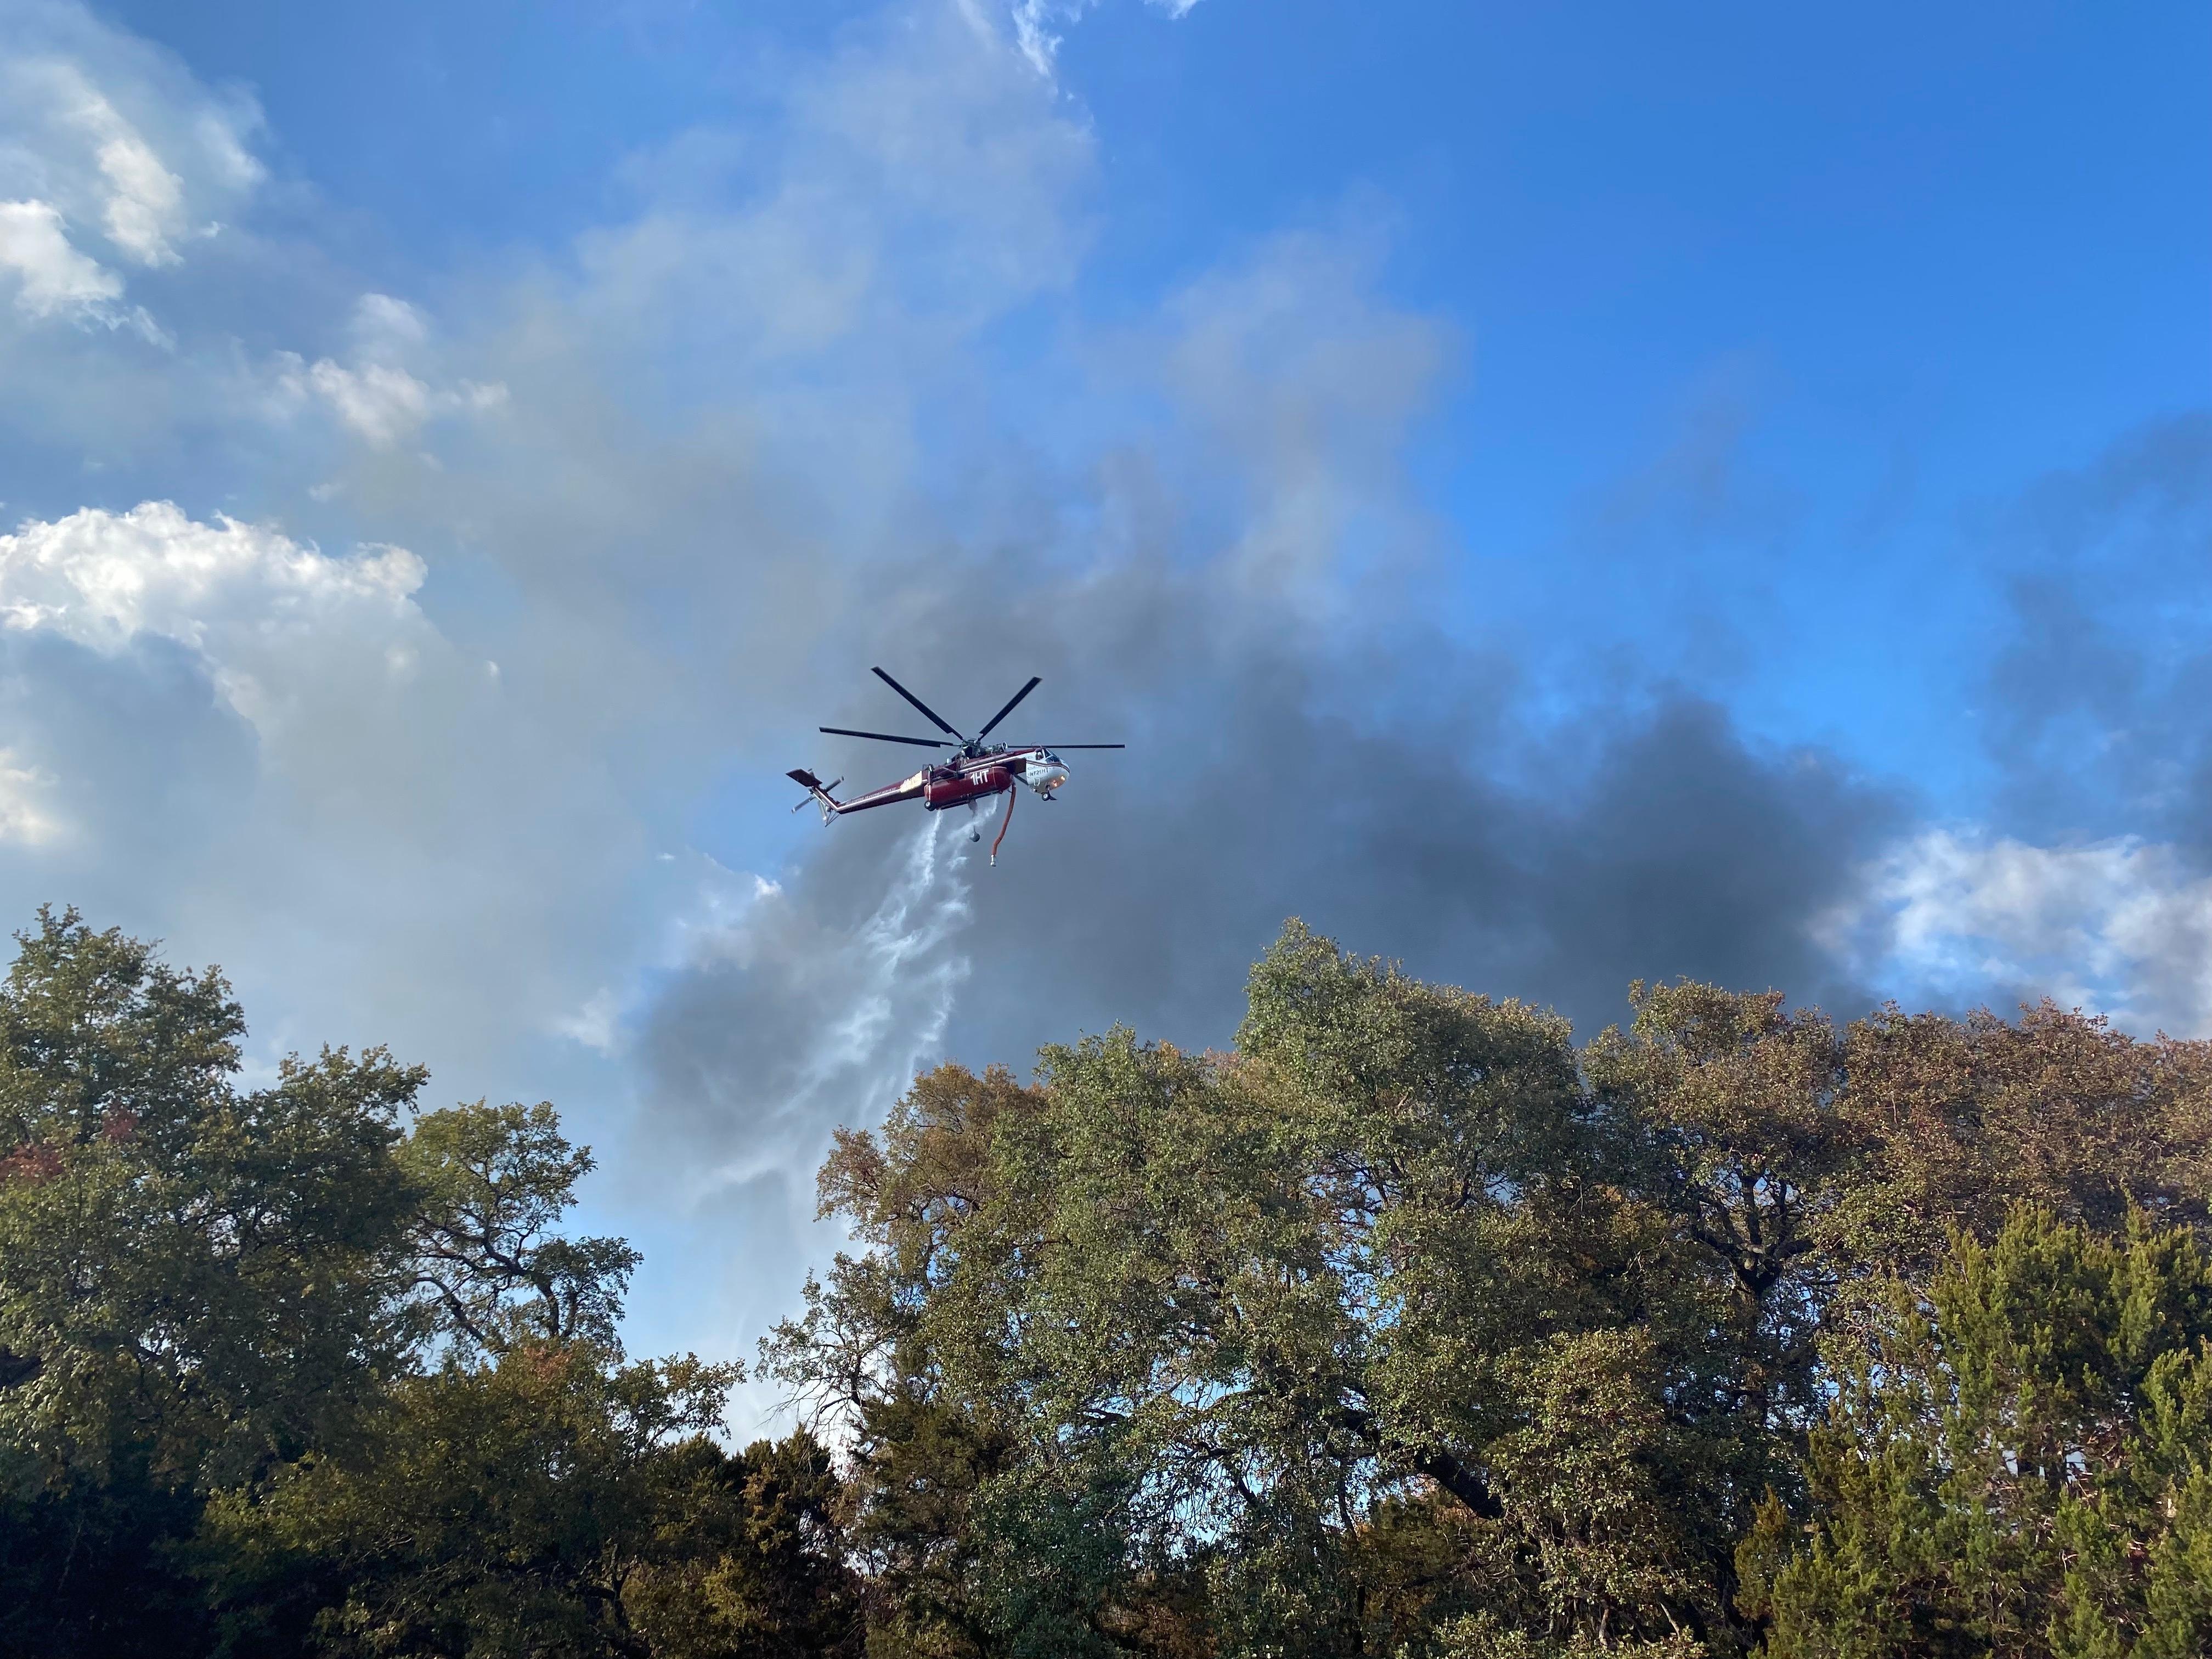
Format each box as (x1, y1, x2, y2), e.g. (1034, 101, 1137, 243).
(0, 0, 2205, 1420)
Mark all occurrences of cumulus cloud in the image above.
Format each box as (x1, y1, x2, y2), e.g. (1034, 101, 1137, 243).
(1826, 830, 2212, 1037)
(50, 59, 190, 266)
(0, 500, 432, 737)
(1761, 415, 2212, 1041)
(0, 7, 262, 336)
(0, 496, 668, 1114)
(0, 196, 120, 317)
(0, 0, 1102, 1175)
(272, 295, 509, 449)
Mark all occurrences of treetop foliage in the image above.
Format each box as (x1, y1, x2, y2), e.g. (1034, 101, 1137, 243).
(0, 906, 857, 1659)
(5, 906, 2209, 1656)
(770, 919, 2212, 1658)
(1739, 1206, 2212, 1656)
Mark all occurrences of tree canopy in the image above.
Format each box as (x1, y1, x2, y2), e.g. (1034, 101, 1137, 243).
(0, 907, 857, 1659)
(768, 922, 2212, 1658)
(5, 906, 2209, 1656)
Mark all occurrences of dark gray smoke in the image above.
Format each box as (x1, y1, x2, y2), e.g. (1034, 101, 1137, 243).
(626, 526, 1905, 1207)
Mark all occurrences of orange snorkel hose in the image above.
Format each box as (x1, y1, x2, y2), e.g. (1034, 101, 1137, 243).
(989, 783, 1015, 865)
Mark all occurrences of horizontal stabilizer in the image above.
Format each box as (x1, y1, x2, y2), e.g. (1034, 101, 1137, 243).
(788, 767, 845, 822)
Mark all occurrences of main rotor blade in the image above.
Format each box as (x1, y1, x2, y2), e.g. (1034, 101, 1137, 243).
(819, 726, 952, 748)
(1038, 743, 1126, 749)
(975, 675, 1042, 740)
(872, 667, 963, 738)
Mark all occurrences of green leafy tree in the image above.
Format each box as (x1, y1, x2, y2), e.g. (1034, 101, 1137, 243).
(770, 924, 1757, 1656)
(1739, 1206, 2212, 1657)
(626, 1429, 866, 1659)
(0, 908, 857, 1659)
(1826, 1005, 2212, 1296)
(1584, 981, 1852, 1430)
(772, 926, 2212, 1658)
(399, 1098, 643, 1357)
(211, 1341, 744, 1658)
(16, 904, 2212, 1659)
(0, 907, 424, 1657)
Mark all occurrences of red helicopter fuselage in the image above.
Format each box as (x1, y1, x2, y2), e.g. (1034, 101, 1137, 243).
(786, 669, 1117, 864)
(791, 745, 1068, 818)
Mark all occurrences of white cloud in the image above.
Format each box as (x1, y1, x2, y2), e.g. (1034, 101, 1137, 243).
(0, 500, 432, 738)
(50, 60, 190, 266)
(558, 986, 624, 1056)
(0, 196, 119, 315)
(0, 750, 64, 848)
(0, 493, 667, 1115)
(352, 291, 429, 348)
(1007, 0, 1205, 74)
(273, 294, 509, 448)
(1826, 828, 2212, 1036)
(0, 7, 264, 336)
(300, 358, 437, 447)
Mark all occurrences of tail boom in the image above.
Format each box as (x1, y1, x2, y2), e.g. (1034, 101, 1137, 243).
(789, 768, 933, 822)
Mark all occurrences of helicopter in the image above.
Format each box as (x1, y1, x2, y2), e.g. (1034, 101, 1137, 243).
(788, 668, 1123, 864)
